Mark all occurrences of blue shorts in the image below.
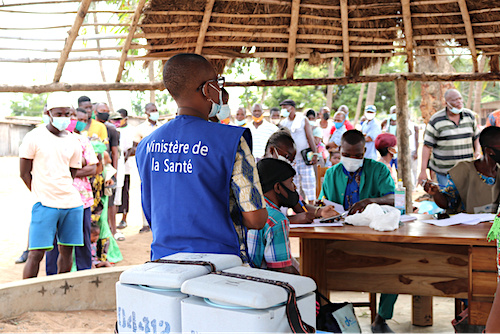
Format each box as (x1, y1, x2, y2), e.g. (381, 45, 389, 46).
(28, 202, 84, 251)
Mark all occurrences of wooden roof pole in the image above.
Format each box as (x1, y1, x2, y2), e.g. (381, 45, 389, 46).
(286, 0, 301, 79)
(401, 0, 414, 72)
(195, 0, 215, 54)
(457, 0, 478, 72)
(115, 0, 148, 82)
(340, 0, 350, 76)
(53, 0, 92, 83)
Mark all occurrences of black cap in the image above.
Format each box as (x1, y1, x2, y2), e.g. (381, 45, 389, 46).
(257, 158, 296, 193)
(279, 99, 296, 107)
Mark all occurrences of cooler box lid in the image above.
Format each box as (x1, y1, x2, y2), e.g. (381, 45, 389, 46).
(119, 253, 242, 289)
(180, 266, 317, 309)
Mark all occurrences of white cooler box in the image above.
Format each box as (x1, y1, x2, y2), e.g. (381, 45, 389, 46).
(180, 266, 317, 333)
(116, 253, 242, 333)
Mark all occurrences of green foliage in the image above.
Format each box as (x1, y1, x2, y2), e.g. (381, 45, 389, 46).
(10, 93, 48, 117)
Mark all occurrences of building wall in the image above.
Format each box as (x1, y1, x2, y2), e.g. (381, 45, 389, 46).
(0, 122, 36, 157)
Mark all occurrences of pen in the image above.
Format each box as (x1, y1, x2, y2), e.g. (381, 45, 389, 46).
(299, 199, 308, 212)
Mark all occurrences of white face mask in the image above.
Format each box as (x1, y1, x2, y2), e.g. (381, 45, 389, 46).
(365, 112, 376, 121)
(281, 108, 290, 118)
(216, 104, 231, 121)
(235, 118, 246, 126)
(309, 120, 316, 127)
(149, 112, 159, 121)
(447, 102, 462, 114)
(341, 156, 364, 172)
(271, 118, 281, 125)
(208, 83, 223, 118)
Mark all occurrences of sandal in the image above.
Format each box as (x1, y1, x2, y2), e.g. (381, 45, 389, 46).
(114, 232, 125, 241)
(117, 220, 127, 229)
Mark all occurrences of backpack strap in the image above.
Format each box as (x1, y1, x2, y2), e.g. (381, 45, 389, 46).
(147, 259, 217, 273)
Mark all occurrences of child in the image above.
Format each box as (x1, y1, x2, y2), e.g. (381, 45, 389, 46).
(90, 223, 112, 268)
(329, 150, 341, 167)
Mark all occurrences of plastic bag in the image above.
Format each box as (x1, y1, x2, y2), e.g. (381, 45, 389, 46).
(344, 203, 401, 231)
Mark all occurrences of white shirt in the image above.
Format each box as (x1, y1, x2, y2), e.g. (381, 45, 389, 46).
(117, 124, 136, 174)
(247, 119, 279, 159)
(19, 126, 82, 208)
(281, 113, 308, 161)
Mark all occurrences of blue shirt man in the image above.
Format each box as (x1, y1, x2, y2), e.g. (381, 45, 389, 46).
(361, 105, 382, 160)
(136, 53, 267, 261)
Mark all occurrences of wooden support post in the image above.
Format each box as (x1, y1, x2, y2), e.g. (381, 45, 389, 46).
(149, 61, 155, 104)
(326, 58, 334, 110)
(340, 0, 350, 76)
(458, 0, 479, 73)
(286, 0, 301, 79)
(115, 0, 148, 82)
(195, 0, 215, 54)
(395, 77, 413, 214)
(53, 0, 92, 82)
(401, 0, 414, 72)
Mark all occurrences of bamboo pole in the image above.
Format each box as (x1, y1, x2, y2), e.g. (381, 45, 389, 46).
(195, 0, 215, 54)
(115, 0, 147, 82)
(457, 0, 478, 73)
(401, 0, 414, 72)
(286, 0, 301, 79)
(340, 0, 350, 76)
(394, 77, 413, 214)
(4, 72, 500, 94)
(53, 0, 92, 82)
(93, 8, 114, 112)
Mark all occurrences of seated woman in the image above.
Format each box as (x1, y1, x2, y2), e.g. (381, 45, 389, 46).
(423, 126, 500, 214)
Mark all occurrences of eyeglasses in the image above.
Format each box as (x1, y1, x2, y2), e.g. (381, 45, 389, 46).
(197, 76, 225, 91)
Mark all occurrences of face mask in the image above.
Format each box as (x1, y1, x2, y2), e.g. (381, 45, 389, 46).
(280, 108, 290, 118)
(365, 112, 376, 121)
(96, 112, 109, 122)
(271, 118, 281, 125)
(149, 111, 160, 122)
(272, 147, 292, 163)
(334, 121, 344, 129)
(252, 114, 264, 123)
(322, 113, 330, 121)
(309, 120, 316, 127)
(447, 102, 462, 114)
(341, 156, 364, 173)
(235, 119, 247, 126)
(75, 121, 87, 132)
(66, 119, 77, 132)
(277, 182, 299, 208)
(42, 114, 50, 124)
(208, 83, 223, 118)
(50, 113, 71, 132)
(390, 114, 397, 121)
(216, 104, 231, 121)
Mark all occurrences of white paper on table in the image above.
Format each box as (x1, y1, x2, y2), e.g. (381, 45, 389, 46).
(400, 215, 417, 223)
(322, 199, 346, 214)
(421, 213, 495, 227)
(290, 221, 343, 228)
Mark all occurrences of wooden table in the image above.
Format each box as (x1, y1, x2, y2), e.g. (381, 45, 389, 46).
(290, 217, 498, 325)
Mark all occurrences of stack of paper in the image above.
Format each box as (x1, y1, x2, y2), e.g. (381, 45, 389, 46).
(421, 213, 495, 227)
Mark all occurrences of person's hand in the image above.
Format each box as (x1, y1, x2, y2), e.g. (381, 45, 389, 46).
(411, 150, 418, 160)
(348, 198, 373, 215)
(418, 170, 428, 186)
(289, 211, 316, 224)
(105, 179, 114, 187)
(475, 151, 482, 159)
(318, 206, 340, 218)
(423, 180, 440, 196)
(311, 154, 318, 165)
(96, 261, 113, 268)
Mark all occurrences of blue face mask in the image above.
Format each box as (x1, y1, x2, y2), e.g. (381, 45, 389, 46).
(50, 113, 71, 132)
(280, 108, 290, 118)
(42, 114, 50, 124)
(216, 104, 231, 121)
(149, 112, 159, 121)
(235, 119, 247, 126)
(334, 121, 344, 129)
(208, 83, 223, 118)
(447, 102, 462, 114)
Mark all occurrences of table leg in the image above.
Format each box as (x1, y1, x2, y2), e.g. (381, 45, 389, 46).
(300, 238, 327, 297)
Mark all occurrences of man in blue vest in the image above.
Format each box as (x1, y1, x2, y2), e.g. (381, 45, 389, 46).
(136, 53, 268, 262)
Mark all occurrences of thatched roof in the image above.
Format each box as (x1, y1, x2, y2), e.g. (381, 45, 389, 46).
(1, 0, 500, 91)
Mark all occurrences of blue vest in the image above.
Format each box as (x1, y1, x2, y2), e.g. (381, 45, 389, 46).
(136, 115, 252, 260)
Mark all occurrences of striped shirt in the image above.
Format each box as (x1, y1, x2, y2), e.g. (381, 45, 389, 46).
(247, 197, 293, 269)
(423, 108, 479, 174)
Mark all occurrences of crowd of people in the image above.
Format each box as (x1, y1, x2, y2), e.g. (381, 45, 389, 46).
(17, 52, 500, 332)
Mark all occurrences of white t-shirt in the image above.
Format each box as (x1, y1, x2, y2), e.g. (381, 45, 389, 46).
(19, 126, 82, 209)
(281, 113, 309, 161)
(247, 120, 279, 159)
(118, 124, 136, 174)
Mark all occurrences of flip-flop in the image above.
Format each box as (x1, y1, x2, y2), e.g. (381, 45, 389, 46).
(117, 220, 127, 229)
(114, 232, 125, 241)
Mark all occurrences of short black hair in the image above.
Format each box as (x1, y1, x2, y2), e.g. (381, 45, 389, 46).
(78, 96, 91, 105)
(265, 130, 295, 152)
(479, 126, 500, 149)
(76, 107, 87, 114)
(117, 108, 128, 118)
(163, 53, 214, 100)
(341, 129, 366, 146)
(306, 109, 316, 118)
(377, 147, 390, 157)
(270, 107, 280, 113)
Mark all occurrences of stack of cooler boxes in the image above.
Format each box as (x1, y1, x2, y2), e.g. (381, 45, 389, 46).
(116, 253, 316, 333)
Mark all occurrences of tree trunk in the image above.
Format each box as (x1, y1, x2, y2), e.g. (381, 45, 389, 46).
(365, 61, 382, 107)
(353, 82, 366, 126)
(415, 48, 455, 123)
(326, 58, 335, 110)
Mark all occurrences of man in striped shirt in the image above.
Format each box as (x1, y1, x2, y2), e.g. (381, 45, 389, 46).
(418, 89, 480, 188)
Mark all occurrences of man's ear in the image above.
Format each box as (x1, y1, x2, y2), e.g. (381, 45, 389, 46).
(273, 182, 281, 194)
